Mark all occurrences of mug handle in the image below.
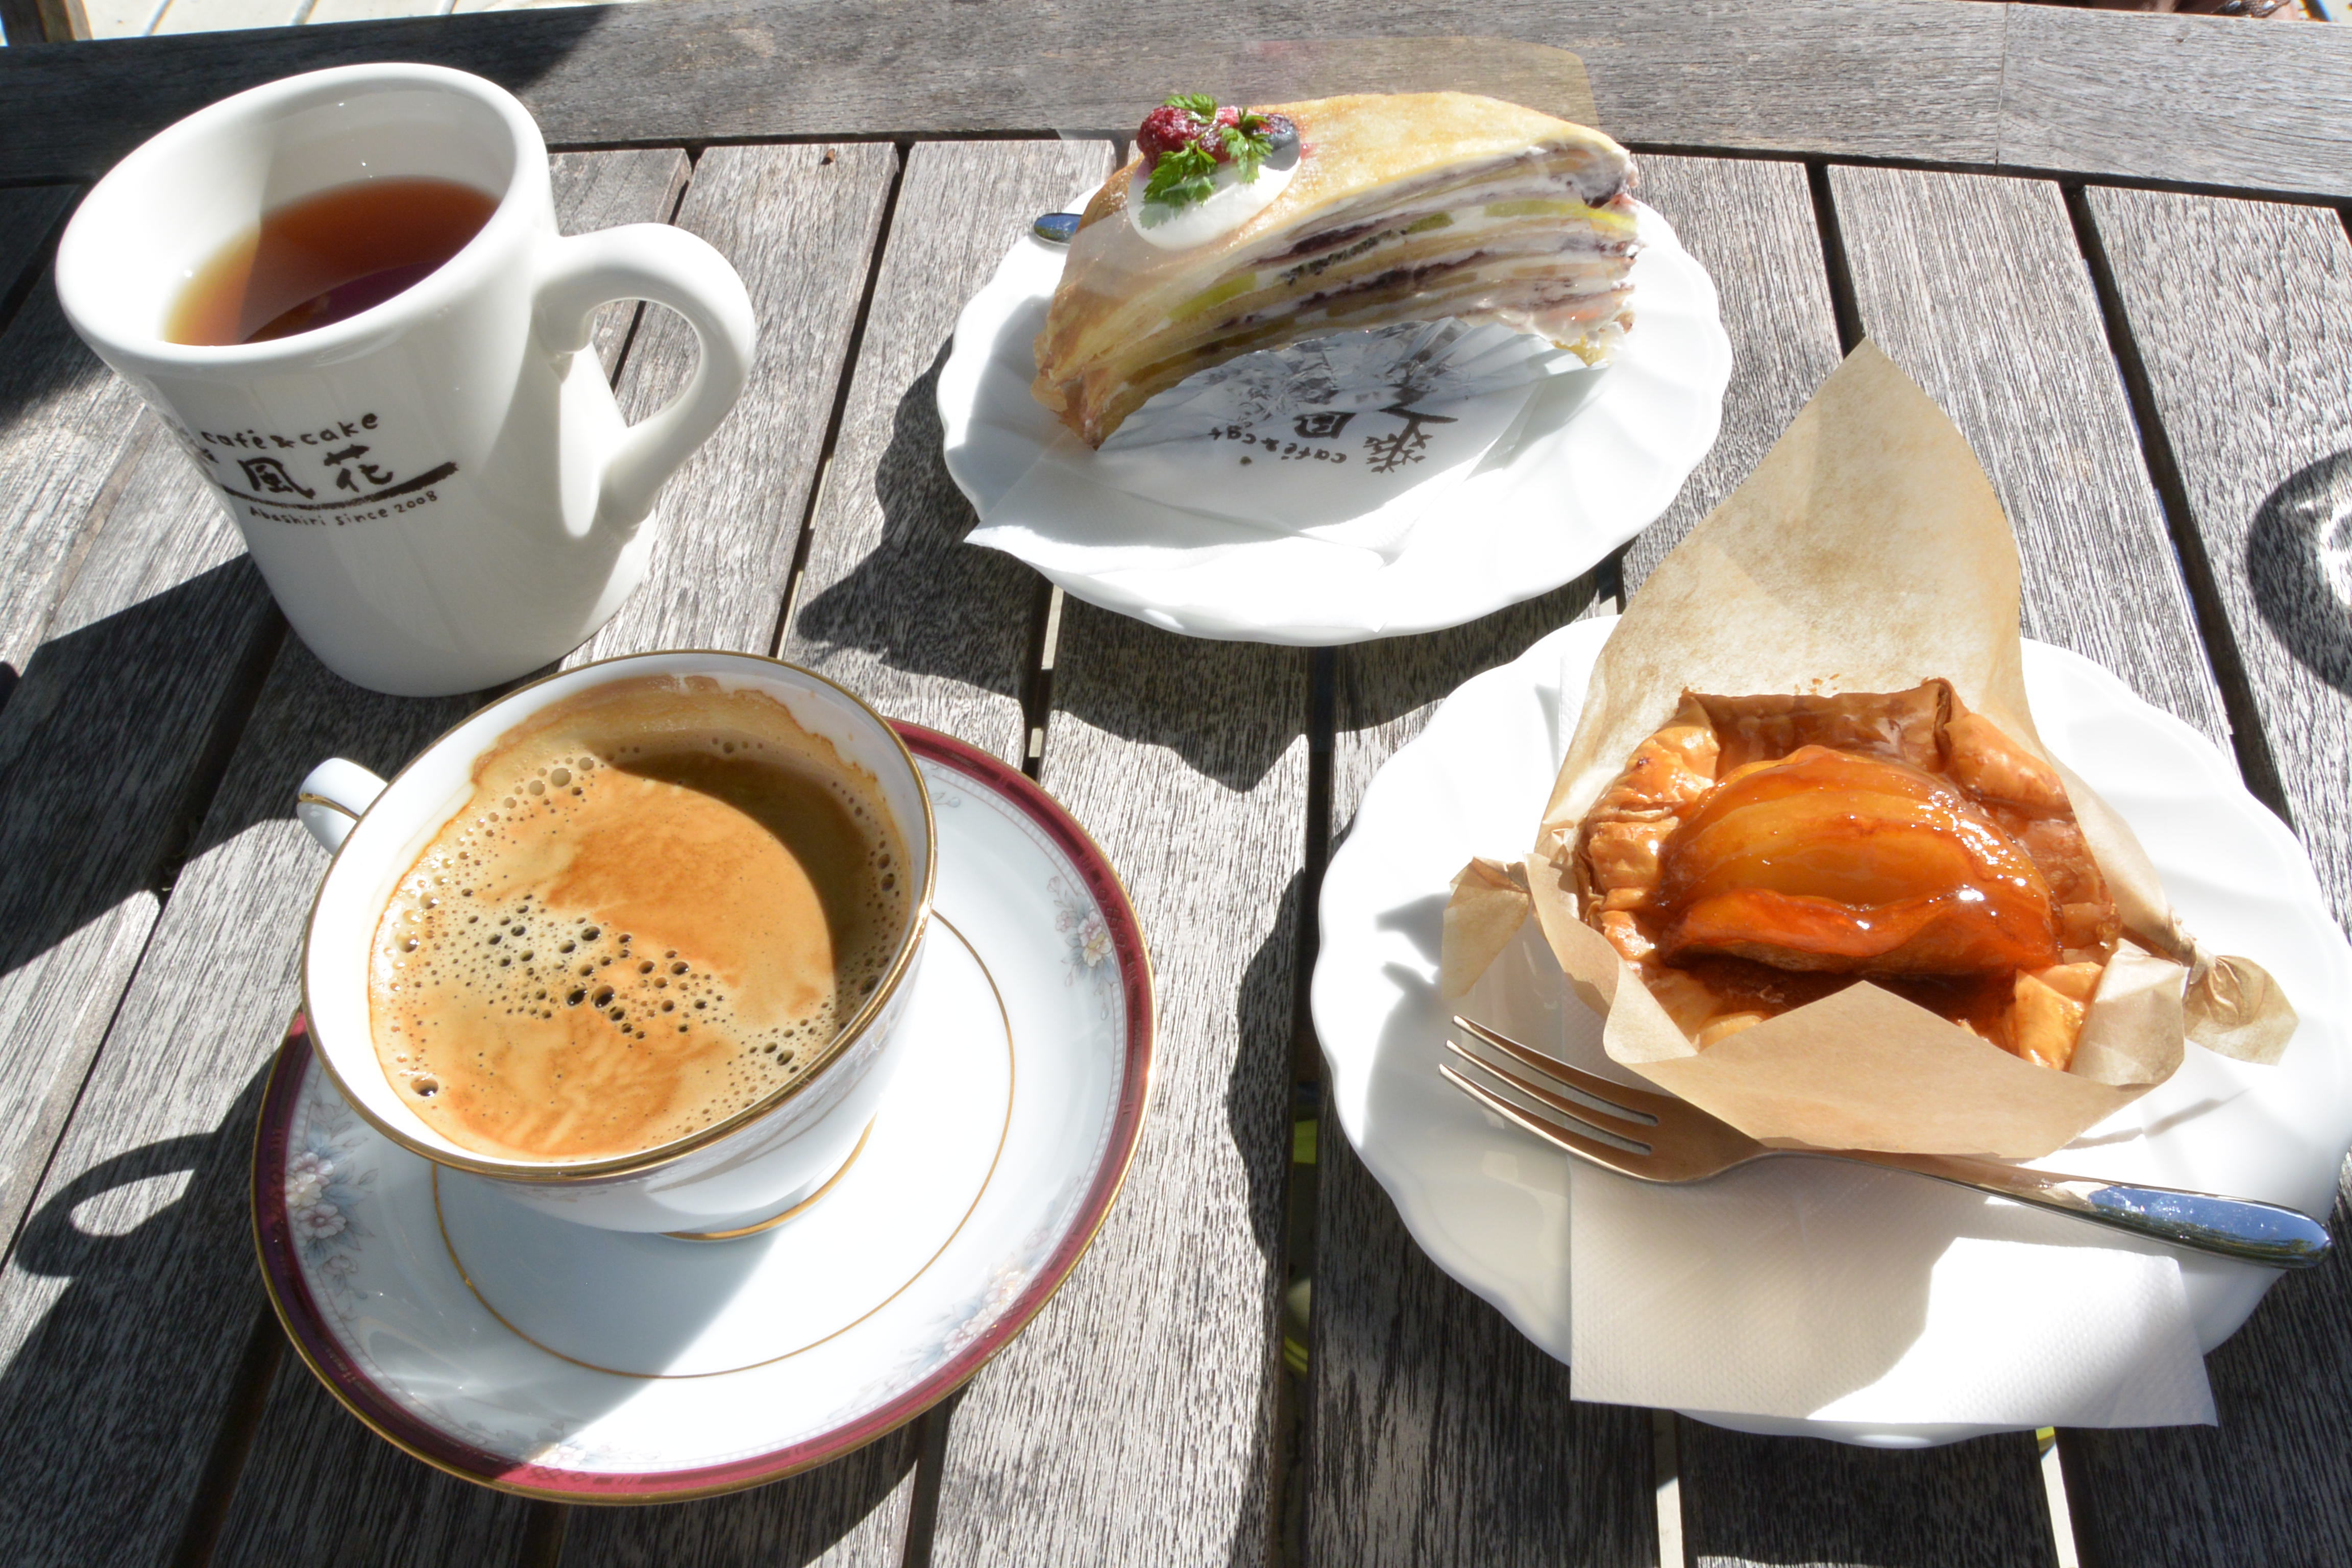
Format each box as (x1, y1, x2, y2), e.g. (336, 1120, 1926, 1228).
(530, 224, 758, 533)
(296, 758, 389, 853)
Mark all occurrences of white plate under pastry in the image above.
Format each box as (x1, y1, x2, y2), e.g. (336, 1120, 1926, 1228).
(256, 726, 1153, 1499)
(938, 200, 1731, 645)
(1312, 617, 2352, 1447)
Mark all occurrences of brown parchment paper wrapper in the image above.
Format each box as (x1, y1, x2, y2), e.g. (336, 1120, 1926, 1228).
(1442, 341, 2295, 1160)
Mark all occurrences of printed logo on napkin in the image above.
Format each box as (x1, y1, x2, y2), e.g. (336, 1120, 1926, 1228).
(1073, 320, 1595, 559)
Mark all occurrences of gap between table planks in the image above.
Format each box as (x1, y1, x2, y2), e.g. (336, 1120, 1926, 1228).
(1302, 152, 1845, 1568)
(210, 141, 932, 1568)
(0, 141, 890, 1567)
(2048, 187, 2352, 1568)
(1655, 159, 2238, 1568)
(0, 146, 691, 1568)
(0, 138, 2333, 1568)
(557, 137, 1121, 1568)
(11, 0, 2352, 202)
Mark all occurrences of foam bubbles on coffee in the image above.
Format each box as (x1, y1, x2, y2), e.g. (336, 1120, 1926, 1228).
(368, 676, 911, 1163)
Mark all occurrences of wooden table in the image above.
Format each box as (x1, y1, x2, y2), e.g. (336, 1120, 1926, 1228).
(0, 2, 2348, 1562)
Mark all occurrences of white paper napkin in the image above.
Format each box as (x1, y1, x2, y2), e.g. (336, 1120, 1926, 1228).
(1564, 1151, 2215, 1427)
(1452, 910, 2217, 1431)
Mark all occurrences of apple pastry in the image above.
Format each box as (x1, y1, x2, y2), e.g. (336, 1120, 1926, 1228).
(1576, 681, 2122, 1070)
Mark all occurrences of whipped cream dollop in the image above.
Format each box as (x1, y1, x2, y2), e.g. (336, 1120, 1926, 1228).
(1126, 145, 1297, 250)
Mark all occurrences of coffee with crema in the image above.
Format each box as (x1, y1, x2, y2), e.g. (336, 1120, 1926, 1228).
(368, 675, 912, 1163)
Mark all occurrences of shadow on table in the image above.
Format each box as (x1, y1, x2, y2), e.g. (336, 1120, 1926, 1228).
(2247, 447, 2352, 698)
(3, 1040, 914, 1565)
(1329, 571, 1603, 748)
(793, 346, 1042, 725)
(1233, 868, 1307, 1271)
(0, 1068, 275, 1561)
(1, 5, 611, 191)
(0, 554, 283, 1006)
(801, 345, 1305, 790)
(0, 548, 523, 1055)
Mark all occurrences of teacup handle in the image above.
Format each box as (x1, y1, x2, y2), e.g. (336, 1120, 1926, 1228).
(530, 224, 757, 534)
(296, 758, 389, 854)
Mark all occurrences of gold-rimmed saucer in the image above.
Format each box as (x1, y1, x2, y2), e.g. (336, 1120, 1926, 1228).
(253, 724, 1154, 1502)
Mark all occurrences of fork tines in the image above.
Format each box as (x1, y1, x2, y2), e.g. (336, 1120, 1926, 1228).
(1440, 1018, 1669, 1181)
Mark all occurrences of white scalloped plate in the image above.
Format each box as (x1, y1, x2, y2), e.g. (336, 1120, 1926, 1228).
(1313, 618, 2352, 1446)
(939, 201, 1731, 644)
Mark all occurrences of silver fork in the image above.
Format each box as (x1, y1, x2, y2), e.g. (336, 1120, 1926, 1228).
(1443, 1013, 2331, 1269)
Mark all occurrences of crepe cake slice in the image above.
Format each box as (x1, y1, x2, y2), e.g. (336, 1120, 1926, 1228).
(1032, 91, 1640, 448)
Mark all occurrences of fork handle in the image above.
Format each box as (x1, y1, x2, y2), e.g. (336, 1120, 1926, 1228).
(1846, 1151, 2332, 1270)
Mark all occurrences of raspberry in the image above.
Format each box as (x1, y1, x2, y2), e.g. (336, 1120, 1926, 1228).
(1136, 105, 1202, 164)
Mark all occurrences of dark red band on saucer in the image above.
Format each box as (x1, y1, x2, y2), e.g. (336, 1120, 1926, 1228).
(251, 722, 1156, 1503)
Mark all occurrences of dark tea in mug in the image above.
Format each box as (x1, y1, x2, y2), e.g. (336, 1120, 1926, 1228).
(166, 176, 498, 346)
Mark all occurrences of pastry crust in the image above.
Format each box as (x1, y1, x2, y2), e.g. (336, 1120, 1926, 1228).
(1033, 92, 1638, 446)
(1576, 680, 2122, 1068)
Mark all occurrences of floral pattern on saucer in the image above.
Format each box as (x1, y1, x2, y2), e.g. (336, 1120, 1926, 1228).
(284, 1096, 375, 1321)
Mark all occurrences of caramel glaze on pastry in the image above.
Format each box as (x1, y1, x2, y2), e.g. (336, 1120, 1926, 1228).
(1576, 681, 2122, 1069)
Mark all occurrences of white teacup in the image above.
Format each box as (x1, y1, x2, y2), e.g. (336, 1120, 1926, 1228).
(295, 651, 934, 1236)
(57, 64, 755, 698)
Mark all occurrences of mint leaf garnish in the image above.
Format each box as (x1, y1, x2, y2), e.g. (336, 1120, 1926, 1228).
(1221, 120, 1273, 183)
(1144, 141, 1220, 209)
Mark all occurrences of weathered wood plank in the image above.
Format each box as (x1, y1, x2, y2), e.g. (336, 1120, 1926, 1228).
(0, 234, 149, 681)
(1308, 1134, 1652, 1568)
(782, 137, 1113, 764)
(2050, 186, 2352, 1568)
(201, 143, 902, 1568)
(26, 150, 685, 1568)
(0, 646, 488, 1568)
(923, 604, 1307, 1564)
(1678, 1426, 2057, 1568)
(1660, 160, 2239, 1568)
(1623, 156, 1847, 591)
(210, 1367, 541, 1568)
(2001, 7, 2352, 203)
(0, 185, 72, 333)
(550, 146, 695, 371)
(1648, 163, 2137, 1568)
(0, 142, 877, 1568)
(580, 141, 896, 660)
(13, 4, 2352, 198)
(0, 414, 276, 1257)
(2079, 187, 2351, 921)
(1826, 164, 2230, 746)
(558, 1429, 918, 1568)
(0, 152, 678, 1289)
(2, 0, 2008, 182)
(1304, 153, 1842, 1568)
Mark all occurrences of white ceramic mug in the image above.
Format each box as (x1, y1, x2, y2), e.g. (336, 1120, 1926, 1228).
(56, 64, 756, 698)
(295, 650, 934, 1236)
